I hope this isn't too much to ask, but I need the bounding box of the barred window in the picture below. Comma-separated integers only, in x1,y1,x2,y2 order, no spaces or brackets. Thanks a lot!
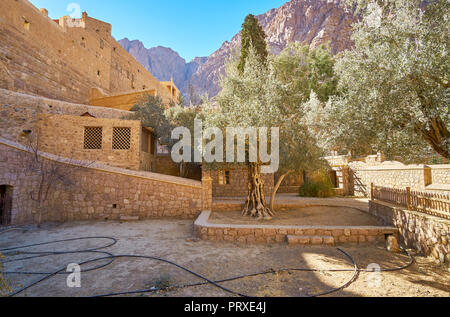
218,170,230,185
113,127,131,150
84,127,102,150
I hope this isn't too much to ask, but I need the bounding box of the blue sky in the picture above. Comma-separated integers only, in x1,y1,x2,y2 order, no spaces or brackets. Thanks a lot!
29,0,287,62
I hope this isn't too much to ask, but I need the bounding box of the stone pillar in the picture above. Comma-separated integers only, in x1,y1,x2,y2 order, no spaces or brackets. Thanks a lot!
423,166,432,188
202,170,212,211
341,166,350,196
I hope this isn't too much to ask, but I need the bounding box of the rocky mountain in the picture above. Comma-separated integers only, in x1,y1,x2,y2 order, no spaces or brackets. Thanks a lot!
118,38,207,100
120,0,355,103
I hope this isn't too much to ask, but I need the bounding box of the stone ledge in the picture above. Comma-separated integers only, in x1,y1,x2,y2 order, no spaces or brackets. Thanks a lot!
195,211,397,245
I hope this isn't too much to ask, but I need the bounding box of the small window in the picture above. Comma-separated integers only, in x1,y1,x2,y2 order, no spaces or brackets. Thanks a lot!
97,70,101,76
113,127,131,150
24,20,30,30
84,127,102,150
100,39,104,49
218,170,230,185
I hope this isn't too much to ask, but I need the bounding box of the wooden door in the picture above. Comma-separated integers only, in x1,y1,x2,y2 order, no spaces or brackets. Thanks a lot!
0,186,12,226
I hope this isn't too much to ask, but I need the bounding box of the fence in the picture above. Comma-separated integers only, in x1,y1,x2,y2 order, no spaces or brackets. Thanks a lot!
371,183,450,220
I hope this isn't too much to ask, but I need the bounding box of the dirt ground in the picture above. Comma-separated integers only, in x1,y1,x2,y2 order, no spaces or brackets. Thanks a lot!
0,219,449,297
209,206,383,226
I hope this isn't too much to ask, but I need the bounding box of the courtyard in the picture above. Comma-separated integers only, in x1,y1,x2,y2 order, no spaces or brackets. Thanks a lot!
0,217,448,297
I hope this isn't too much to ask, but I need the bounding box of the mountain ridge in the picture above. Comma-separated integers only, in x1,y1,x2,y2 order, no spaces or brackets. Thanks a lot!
119,0,355,103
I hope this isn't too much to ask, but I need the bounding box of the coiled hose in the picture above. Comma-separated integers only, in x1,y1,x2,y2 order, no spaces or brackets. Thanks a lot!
0,236,414,297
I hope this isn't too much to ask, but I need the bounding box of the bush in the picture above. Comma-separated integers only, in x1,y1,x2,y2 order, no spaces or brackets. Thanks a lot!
299,171,336,198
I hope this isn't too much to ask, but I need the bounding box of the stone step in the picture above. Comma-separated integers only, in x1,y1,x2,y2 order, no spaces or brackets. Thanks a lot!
287,235,335,246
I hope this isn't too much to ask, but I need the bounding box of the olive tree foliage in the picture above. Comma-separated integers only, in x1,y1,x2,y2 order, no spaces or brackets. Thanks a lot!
128,95,173,146
202,45,329,218
203,47,284,219
165,105,204,177
270,43,337,208
313,0,449,162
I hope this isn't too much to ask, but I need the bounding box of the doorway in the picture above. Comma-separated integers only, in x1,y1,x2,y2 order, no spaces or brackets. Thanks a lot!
0,185,13,226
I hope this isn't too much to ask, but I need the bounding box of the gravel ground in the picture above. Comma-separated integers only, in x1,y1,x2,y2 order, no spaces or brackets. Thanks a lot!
0,219,448,297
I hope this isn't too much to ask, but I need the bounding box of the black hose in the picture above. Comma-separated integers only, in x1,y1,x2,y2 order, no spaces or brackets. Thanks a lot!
0,236,414,297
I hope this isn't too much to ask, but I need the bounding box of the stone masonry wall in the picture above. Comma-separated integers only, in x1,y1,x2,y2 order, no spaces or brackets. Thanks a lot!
211,167,274,198
0,139,204,225
369,200,449,264
349,162,450,196
36,114,142,171
431,166,450,185
194,211,395,245
0,89,131,145
0,0,174,104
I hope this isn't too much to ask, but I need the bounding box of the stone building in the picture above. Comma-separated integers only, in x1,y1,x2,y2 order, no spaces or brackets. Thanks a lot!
0,0,179,105
325,153,450,196
36,113,156,172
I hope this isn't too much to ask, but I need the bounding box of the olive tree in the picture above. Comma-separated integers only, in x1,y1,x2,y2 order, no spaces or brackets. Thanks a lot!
317,0,449,162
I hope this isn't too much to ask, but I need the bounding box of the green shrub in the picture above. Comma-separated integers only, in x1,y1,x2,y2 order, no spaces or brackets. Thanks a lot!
299,171,336,198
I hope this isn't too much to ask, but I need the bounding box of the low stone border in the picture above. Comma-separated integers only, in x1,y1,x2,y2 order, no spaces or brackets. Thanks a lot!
194,211,398,245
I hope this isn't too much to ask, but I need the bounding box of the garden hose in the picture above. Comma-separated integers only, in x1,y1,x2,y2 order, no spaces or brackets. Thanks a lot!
0,236,414,297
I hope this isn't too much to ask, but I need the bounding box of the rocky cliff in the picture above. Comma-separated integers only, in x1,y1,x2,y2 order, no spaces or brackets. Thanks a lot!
120,0,355,102
118,38,207,100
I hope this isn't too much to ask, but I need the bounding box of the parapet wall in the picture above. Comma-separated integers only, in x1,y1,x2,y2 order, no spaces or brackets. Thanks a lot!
0,138,204,225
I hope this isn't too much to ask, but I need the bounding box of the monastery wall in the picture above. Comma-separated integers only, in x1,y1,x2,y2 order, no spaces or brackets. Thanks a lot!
0,0,174,104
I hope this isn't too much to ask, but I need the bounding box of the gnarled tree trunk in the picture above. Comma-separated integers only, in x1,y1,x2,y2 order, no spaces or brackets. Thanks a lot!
269,171,291,212
242,163,274,220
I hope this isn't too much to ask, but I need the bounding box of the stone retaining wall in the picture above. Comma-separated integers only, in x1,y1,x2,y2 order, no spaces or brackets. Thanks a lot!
0,138,204,225
194,211,396,245
369,200,449,264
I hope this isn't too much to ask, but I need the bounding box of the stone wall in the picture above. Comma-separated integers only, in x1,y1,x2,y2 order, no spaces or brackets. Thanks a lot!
195,211,396,245
0,138,204,225
36,114,143,171
349,162,450,196
210,167,274,198
0,0,175,104
369,200,449,264
431,166,450,185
